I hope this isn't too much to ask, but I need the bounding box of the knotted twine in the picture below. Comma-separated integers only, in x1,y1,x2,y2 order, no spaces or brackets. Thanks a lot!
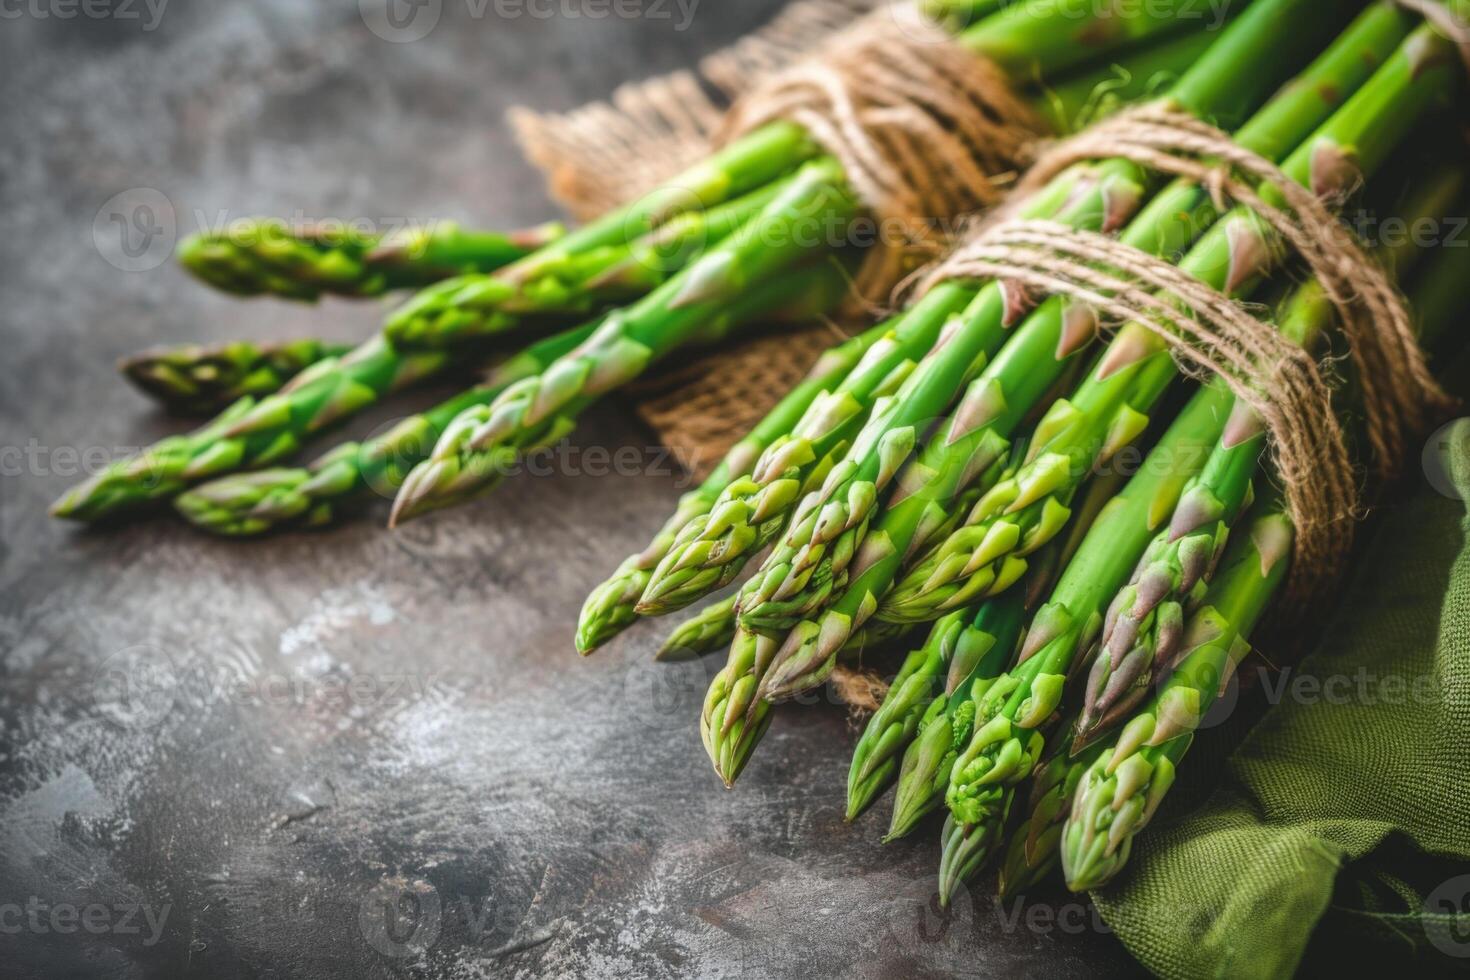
910,100,1454,600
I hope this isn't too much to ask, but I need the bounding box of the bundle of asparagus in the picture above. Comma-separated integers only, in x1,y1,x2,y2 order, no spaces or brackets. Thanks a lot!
685,0,1399,784
922,14,1469,910
56,0,1222,527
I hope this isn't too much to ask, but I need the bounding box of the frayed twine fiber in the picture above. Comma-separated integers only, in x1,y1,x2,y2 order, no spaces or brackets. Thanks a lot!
913,102,1453,601
511,0,1044,309
829,664,888,717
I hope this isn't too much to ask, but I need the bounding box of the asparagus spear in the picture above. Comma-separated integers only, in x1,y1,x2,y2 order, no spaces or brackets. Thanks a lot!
656,596,740,662
1071,162,1468,750
52,335,456,522
172,322,598,535
998,736,1109,896
178,218,564,301
388,216,860,527
1060,504,1292,891
881,12,1463,626
743,0,1405,699
120,339,353,415
576,322,888,655
848,596,1027,825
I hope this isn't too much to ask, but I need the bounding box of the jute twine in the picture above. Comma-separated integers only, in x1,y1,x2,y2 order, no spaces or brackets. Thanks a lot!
713,1,1043,306
912,101,1454,600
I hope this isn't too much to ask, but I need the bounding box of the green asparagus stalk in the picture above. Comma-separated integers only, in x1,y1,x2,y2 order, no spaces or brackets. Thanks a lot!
120,339,353,415
877,467,1127,837
178,218,564,301
935,383,1230,903
881,11,1462,626
848,595,1027,825
998,736,1109,896
744,0,1405,699
384,181,789,349
1060,503,1292,891
172,322,599,535
576,322,888,655
656,596,741,662
1071,161,1467,751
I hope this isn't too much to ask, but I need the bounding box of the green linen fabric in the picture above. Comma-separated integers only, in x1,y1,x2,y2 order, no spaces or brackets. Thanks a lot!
1092,418,1470,978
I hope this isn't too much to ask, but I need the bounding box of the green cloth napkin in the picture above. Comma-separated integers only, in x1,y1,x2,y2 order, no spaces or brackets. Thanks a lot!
1092,418,1470,978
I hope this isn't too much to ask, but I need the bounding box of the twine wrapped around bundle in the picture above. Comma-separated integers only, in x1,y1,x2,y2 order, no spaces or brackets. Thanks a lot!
912,101,1453,598
512,1,1042,306
713,2,1043,304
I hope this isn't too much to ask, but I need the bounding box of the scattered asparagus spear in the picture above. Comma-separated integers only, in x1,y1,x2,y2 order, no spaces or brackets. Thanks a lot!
52,335,455,522
178,218,564,301
173,322,598,535
120,339,352,415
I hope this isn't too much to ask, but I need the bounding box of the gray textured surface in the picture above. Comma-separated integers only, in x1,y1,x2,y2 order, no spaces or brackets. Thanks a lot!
0,3,1147,977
